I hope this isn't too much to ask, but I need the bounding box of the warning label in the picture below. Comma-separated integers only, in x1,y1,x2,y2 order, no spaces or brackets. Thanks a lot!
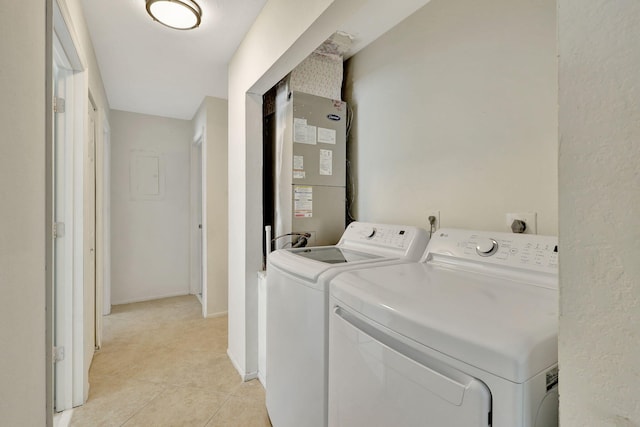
294,186,313,218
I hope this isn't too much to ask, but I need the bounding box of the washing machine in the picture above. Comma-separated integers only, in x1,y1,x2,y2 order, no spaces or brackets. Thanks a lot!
328,228,559,427
266,222,429,427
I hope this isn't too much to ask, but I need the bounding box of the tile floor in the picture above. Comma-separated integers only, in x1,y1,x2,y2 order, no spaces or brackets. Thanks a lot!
68,295,271,427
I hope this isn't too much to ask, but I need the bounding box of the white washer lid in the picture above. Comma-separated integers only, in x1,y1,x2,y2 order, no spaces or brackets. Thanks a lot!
330,262,558,383
268,246,384,282
267,222,430,283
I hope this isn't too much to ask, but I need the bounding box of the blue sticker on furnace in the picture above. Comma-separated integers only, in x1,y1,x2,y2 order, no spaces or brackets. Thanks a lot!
327,114,341,121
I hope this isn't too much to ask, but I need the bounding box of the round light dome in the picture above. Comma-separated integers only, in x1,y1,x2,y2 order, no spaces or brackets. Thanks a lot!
146,0,202,30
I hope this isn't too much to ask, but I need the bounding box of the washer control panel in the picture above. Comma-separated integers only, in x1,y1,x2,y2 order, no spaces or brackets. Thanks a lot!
426,228,558,273
342,222,417,249
339,222,430,261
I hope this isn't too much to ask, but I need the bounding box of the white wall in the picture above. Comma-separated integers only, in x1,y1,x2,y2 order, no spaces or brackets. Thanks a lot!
0,0,111,421
345,0,557,234
63,0,109,116
227,0,387,378
0,2,47,425
558,1,640,425
192,97,229,317
226,0,549,378
110,110,191,304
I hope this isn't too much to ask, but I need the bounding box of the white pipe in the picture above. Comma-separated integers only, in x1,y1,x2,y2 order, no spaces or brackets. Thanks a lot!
265,225,272,260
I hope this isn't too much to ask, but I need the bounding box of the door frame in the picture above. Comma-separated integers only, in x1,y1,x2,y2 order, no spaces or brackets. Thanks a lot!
85,95,98,375
100,115,112,317
51,0,89,411
52,30,75,413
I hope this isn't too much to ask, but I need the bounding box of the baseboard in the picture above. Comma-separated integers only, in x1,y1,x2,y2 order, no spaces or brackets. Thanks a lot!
111,291,190,306
206,310,228,319
244,371,259,381
53,409,73,427
227,348,259,381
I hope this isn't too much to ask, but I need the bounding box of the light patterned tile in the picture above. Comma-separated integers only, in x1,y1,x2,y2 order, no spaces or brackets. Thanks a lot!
69,376,165,427
205,395,272,427
123,385,228,427
231,379,266,402
77,296,265,427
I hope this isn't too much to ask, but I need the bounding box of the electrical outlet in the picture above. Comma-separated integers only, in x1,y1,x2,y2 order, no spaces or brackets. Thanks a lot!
506,212,537,234
427,210,441,231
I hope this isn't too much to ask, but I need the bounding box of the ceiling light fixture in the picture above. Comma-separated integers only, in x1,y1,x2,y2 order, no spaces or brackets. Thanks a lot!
146,0,202,30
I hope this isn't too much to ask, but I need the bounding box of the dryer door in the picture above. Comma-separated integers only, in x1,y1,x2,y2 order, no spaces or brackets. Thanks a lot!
329,304,492,427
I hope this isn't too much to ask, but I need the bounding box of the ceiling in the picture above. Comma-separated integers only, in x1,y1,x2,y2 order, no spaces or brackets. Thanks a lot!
82,0,268,120
82,0,431,120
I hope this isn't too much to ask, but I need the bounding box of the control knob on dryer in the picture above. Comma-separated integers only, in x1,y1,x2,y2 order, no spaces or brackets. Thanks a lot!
476,238,498,257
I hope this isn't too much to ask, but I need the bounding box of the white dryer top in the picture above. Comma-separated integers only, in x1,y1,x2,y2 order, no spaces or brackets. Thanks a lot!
330,228,559,383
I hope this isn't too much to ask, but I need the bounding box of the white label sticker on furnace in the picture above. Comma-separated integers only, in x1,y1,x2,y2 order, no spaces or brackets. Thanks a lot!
293,118,308,143
293,118,317,145
293,155,304,170
294,186,313,218
319,149,333,176
306,125,317,145
293,170,305,179
317,127,336,144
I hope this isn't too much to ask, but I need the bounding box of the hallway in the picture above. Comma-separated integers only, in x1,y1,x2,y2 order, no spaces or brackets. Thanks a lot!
67,296,270,426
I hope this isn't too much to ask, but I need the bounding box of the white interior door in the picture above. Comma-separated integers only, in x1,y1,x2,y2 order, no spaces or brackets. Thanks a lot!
52,0,90,410
191,138,204,298
197,142,203,296
53,35,74,412
84,100,97,375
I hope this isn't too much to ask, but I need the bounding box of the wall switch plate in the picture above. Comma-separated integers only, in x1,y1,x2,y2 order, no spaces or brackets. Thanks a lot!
427,210,440,231
506,212,537,234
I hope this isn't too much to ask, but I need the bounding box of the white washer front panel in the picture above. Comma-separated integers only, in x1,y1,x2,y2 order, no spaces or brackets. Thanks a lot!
267,265,327,427
329,304,492,427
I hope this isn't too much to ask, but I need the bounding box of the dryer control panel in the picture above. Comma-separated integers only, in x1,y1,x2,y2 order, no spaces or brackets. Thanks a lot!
424,228,558,281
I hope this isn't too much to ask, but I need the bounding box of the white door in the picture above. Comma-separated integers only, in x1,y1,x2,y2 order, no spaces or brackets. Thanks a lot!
191,138,204,298
329,305,493,427
85,101,97,373
196,141,203,296
52,0,90,409
53,37,74,412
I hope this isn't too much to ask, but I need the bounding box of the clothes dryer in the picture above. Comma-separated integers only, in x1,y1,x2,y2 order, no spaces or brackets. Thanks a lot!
329,228,559,427
266,222,429,427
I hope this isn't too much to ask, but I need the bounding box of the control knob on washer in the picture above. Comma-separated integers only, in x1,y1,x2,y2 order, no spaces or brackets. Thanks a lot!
476,238,498,257
362,227,376,239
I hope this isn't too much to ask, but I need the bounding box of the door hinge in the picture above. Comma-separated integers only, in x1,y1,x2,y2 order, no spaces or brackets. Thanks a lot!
53,222,65,239
54,97,65,113
53,346,65,362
